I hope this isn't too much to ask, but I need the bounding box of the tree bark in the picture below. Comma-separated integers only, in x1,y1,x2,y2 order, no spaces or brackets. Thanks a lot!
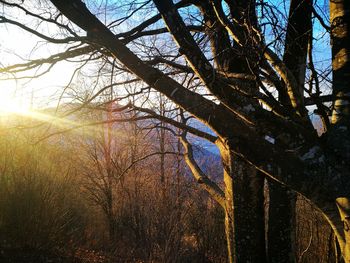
267,182,296,263
329,0,350,261
218,140,266,263
268,1,312,261
330,0,350,126
282,0,312,109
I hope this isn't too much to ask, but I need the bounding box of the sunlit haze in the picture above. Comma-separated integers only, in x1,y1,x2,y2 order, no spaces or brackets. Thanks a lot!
0,93,31,116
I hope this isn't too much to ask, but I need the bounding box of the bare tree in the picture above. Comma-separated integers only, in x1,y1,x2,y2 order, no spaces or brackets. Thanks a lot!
1,0,350,262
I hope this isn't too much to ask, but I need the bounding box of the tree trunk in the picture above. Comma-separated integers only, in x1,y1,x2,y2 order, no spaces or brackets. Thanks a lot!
316,198,350,263
218,140,266,263
267,1,312,260
329,0,350,261
282,0,312,107
335,198,350,262
267,181,296,262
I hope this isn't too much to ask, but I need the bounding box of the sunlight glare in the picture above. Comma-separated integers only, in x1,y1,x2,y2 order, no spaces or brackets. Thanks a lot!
0,95,31,116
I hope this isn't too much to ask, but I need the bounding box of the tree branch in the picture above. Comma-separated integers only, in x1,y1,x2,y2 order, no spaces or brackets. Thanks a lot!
0,16,83,43
132,105,218,143
180,133,225,207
